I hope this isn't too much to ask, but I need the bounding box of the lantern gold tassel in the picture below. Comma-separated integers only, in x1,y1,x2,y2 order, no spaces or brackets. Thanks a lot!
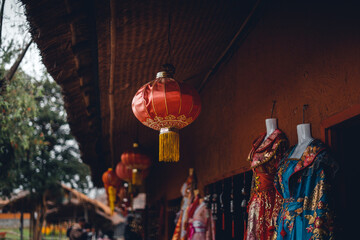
132,169,142,185
108,186,116,214
159,128,179,162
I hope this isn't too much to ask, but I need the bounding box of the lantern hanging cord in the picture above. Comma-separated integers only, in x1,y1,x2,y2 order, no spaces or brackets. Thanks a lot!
161,63,175,76
109,0,116,168
303,104,309,123
270,100,276,118
167,3,173,65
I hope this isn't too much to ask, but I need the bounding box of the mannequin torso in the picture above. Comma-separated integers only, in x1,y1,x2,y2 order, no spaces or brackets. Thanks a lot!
263,118,278,142
288,123,314,159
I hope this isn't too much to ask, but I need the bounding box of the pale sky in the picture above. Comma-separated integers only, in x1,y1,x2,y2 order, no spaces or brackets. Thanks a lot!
2,0,45,80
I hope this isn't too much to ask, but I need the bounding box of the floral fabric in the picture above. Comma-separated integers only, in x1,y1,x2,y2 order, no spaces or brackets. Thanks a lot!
273,139,337,240
246,129,289,240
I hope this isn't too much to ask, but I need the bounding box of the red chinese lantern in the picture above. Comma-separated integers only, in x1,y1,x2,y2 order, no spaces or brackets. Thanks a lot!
115,162,132,182
132,67,201,162
102,168,122,214
121,143,151,185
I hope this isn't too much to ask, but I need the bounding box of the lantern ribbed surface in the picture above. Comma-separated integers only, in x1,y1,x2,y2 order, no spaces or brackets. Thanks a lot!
102,168,122,214
115,162,132,182
132,77,201,131
102,168,121,188
121,144,151,170
132,73,201,162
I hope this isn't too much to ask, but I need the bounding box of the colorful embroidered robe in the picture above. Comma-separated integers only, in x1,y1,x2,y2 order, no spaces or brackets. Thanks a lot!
246,129,289,240
188,201,215,240
187,195,200,235
273,139,337,240
172,175,195,240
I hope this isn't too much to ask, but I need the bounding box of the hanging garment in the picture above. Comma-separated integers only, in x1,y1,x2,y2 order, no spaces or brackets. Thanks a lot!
172,173,195,240
273,139,337,240
188,201,215,240
187,195,201,236
246,129,289,240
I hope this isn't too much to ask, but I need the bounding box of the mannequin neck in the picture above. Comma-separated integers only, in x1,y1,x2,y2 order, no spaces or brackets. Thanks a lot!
289,123,314,159
297,123,313,144
264,118,277,140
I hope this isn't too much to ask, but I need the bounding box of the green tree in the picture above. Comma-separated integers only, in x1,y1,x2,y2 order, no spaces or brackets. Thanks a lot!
0,69,40,196
1,2,91,239
0,71,90,239
19,77,91,240
0,0,39,197
0,71,91,240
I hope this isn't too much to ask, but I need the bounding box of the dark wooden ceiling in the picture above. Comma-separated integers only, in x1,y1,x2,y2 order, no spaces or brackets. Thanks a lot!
21,0,259,186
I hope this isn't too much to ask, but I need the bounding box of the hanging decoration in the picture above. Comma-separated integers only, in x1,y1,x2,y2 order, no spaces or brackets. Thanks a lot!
219,181,225,231
121,143,151,185
102,168,122,214
115,162,133,182
211,186,218,237
132,65,201,162
241,173,248,237
230,176,235,238
131,3,201,162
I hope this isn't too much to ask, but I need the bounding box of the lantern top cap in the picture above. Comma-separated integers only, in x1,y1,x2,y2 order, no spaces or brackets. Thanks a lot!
156,71,173,78
108,168,112,171
133,142,139,148
157,63,175,78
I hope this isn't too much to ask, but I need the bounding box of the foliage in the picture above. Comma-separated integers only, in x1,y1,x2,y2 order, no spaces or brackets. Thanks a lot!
1,2,90,239
0,69,90,199
22,77,91,197
0,69,41,196
0,39,21,73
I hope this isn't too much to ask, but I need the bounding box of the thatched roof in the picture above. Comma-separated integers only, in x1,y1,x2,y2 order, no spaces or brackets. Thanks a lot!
0,191,30,210
0,185,124,230
46,184,125,228
59,184,112,217
20,0,260,185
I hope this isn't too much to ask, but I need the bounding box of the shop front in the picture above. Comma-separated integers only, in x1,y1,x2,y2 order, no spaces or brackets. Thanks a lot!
19,0,360,239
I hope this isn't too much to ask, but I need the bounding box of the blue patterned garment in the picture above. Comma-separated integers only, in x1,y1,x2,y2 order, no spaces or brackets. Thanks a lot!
273,139,337,240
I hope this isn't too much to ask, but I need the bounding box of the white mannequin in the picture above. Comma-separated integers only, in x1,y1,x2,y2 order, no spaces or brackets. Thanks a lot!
288,123,314,159
263,118,278,142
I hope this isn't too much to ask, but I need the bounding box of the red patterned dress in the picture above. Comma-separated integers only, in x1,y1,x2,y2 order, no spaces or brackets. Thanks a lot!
172,171,195,240
245,129,289,240
188,200,215,240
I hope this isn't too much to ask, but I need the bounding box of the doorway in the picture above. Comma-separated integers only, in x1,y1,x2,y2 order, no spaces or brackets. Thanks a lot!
321,105,360,239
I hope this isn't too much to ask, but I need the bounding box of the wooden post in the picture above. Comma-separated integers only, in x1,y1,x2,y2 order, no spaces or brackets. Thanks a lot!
58,222,62,240
20,209,24,240
84,205,89,222
108,0,117,168
73,206,78,222
30,211,34,240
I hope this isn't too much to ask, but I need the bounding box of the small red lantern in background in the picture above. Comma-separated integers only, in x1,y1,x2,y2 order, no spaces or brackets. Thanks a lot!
115,162,132,182
121,143,151,185
132,65,201,162
102,168,122,214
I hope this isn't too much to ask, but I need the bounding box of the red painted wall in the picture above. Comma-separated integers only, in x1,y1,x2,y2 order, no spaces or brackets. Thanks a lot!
147,1,360,204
